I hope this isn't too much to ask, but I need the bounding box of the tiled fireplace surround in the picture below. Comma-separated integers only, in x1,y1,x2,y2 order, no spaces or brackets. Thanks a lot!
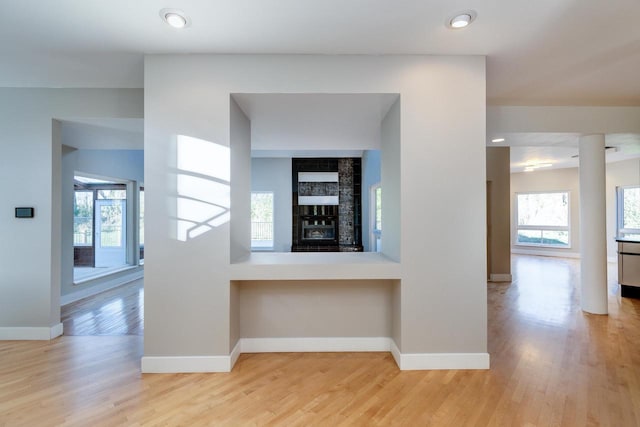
292,158,363,252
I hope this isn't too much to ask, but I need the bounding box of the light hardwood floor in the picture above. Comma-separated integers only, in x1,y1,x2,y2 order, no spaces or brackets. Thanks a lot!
61,279,144,336
1,255,640,426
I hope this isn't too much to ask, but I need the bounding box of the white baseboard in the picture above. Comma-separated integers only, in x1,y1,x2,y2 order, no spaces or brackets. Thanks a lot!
230,340,242,370
141,355,234,373
240,337,391,353
489,273,512,282
61,268,143,306
399,352,490,370
390,340,488,370
142,340,243,373
0,323,63,340
390,339,402,367
141,338,489,373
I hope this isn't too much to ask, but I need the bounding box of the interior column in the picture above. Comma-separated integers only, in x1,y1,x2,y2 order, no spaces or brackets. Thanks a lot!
579,134,608,314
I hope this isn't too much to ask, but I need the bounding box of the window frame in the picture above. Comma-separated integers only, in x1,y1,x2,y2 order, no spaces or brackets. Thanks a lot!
370,183,382,252
515,190,571,248
73,190,95,247
251,191,275,251
617,185,640,239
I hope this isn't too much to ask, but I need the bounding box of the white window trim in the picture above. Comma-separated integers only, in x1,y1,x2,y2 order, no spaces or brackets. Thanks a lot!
617,185,640,238
515,190,571,248
370,183,382,252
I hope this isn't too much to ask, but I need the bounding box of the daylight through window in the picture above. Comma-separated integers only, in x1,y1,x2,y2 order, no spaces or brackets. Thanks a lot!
617,186,640,239
251,192,274,250
516,191,570,247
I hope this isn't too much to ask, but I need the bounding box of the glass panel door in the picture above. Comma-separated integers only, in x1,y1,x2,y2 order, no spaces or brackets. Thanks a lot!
94,199,127,267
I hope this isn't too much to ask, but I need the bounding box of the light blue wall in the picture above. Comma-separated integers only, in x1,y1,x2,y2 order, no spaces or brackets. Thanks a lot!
251,158,292,252
75,149,144,183
362,150,381,251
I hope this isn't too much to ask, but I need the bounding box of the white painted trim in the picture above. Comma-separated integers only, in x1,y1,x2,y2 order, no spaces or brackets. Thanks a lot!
489,274,512,282
398,352,490,370
608,256,617,263
140,338,489,373
141,355,233,373
51,323,64,339
390,339,401,367
230,340,242,370
0,323,63,340
390,340,487,370
61,269,143,306
240,337,391,353
511,248,580,259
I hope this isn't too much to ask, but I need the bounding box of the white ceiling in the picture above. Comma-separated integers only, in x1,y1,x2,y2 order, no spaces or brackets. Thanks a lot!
233,94,397,153
1,0,640,105
60,118,143,150
5,0,640,170
504,133,640,172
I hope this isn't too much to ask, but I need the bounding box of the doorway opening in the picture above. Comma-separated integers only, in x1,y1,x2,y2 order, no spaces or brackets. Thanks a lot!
73,175,138,282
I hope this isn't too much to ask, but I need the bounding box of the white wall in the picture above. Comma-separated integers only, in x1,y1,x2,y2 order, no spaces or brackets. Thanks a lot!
144,54,487,361
380,100,401,262
0,88,143,337
251,158,292,252
74,149,144,182
239,280,392,338
230,97,252,263
511,158,640,260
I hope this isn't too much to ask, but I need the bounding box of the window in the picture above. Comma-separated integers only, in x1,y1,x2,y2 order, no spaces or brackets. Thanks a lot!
74,191,93,246
516,191,570,247
97,189,126,200
371,184,382,252
617,186,640,239
251,192,274,250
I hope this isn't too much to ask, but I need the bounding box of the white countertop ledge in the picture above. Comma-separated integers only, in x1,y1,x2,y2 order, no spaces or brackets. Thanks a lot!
229,252,401,281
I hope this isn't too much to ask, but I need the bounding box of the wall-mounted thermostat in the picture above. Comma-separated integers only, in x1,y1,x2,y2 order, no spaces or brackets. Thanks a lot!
15,207,34,218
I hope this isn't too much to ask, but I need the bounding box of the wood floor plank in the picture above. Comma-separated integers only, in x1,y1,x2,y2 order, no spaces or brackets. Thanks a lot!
2,255,640,426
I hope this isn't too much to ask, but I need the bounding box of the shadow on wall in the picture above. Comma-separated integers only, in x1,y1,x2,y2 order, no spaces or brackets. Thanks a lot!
173,135,230,241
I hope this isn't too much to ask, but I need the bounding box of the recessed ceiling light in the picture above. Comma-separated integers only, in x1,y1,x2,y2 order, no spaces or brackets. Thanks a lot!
448,11,477,29
159,8,190,29
492,138,505,143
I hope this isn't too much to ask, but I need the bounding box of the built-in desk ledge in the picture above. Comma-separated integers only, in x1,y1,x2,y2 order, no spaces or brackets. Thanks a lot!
230,252,401,281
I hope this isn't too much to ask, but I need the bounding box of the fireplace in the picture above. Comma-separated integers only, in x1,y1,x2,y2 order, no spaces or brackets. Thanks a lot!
302,222,336,241
296,205,338,248
291,158,362,252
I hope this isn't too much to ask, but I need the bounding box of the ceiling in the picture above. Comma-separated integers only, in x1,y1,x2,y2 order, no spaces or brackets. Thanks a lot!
505,133,640,172
1,0,640,106
60,118,143,150
233,94,397,154
5,0,640,168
